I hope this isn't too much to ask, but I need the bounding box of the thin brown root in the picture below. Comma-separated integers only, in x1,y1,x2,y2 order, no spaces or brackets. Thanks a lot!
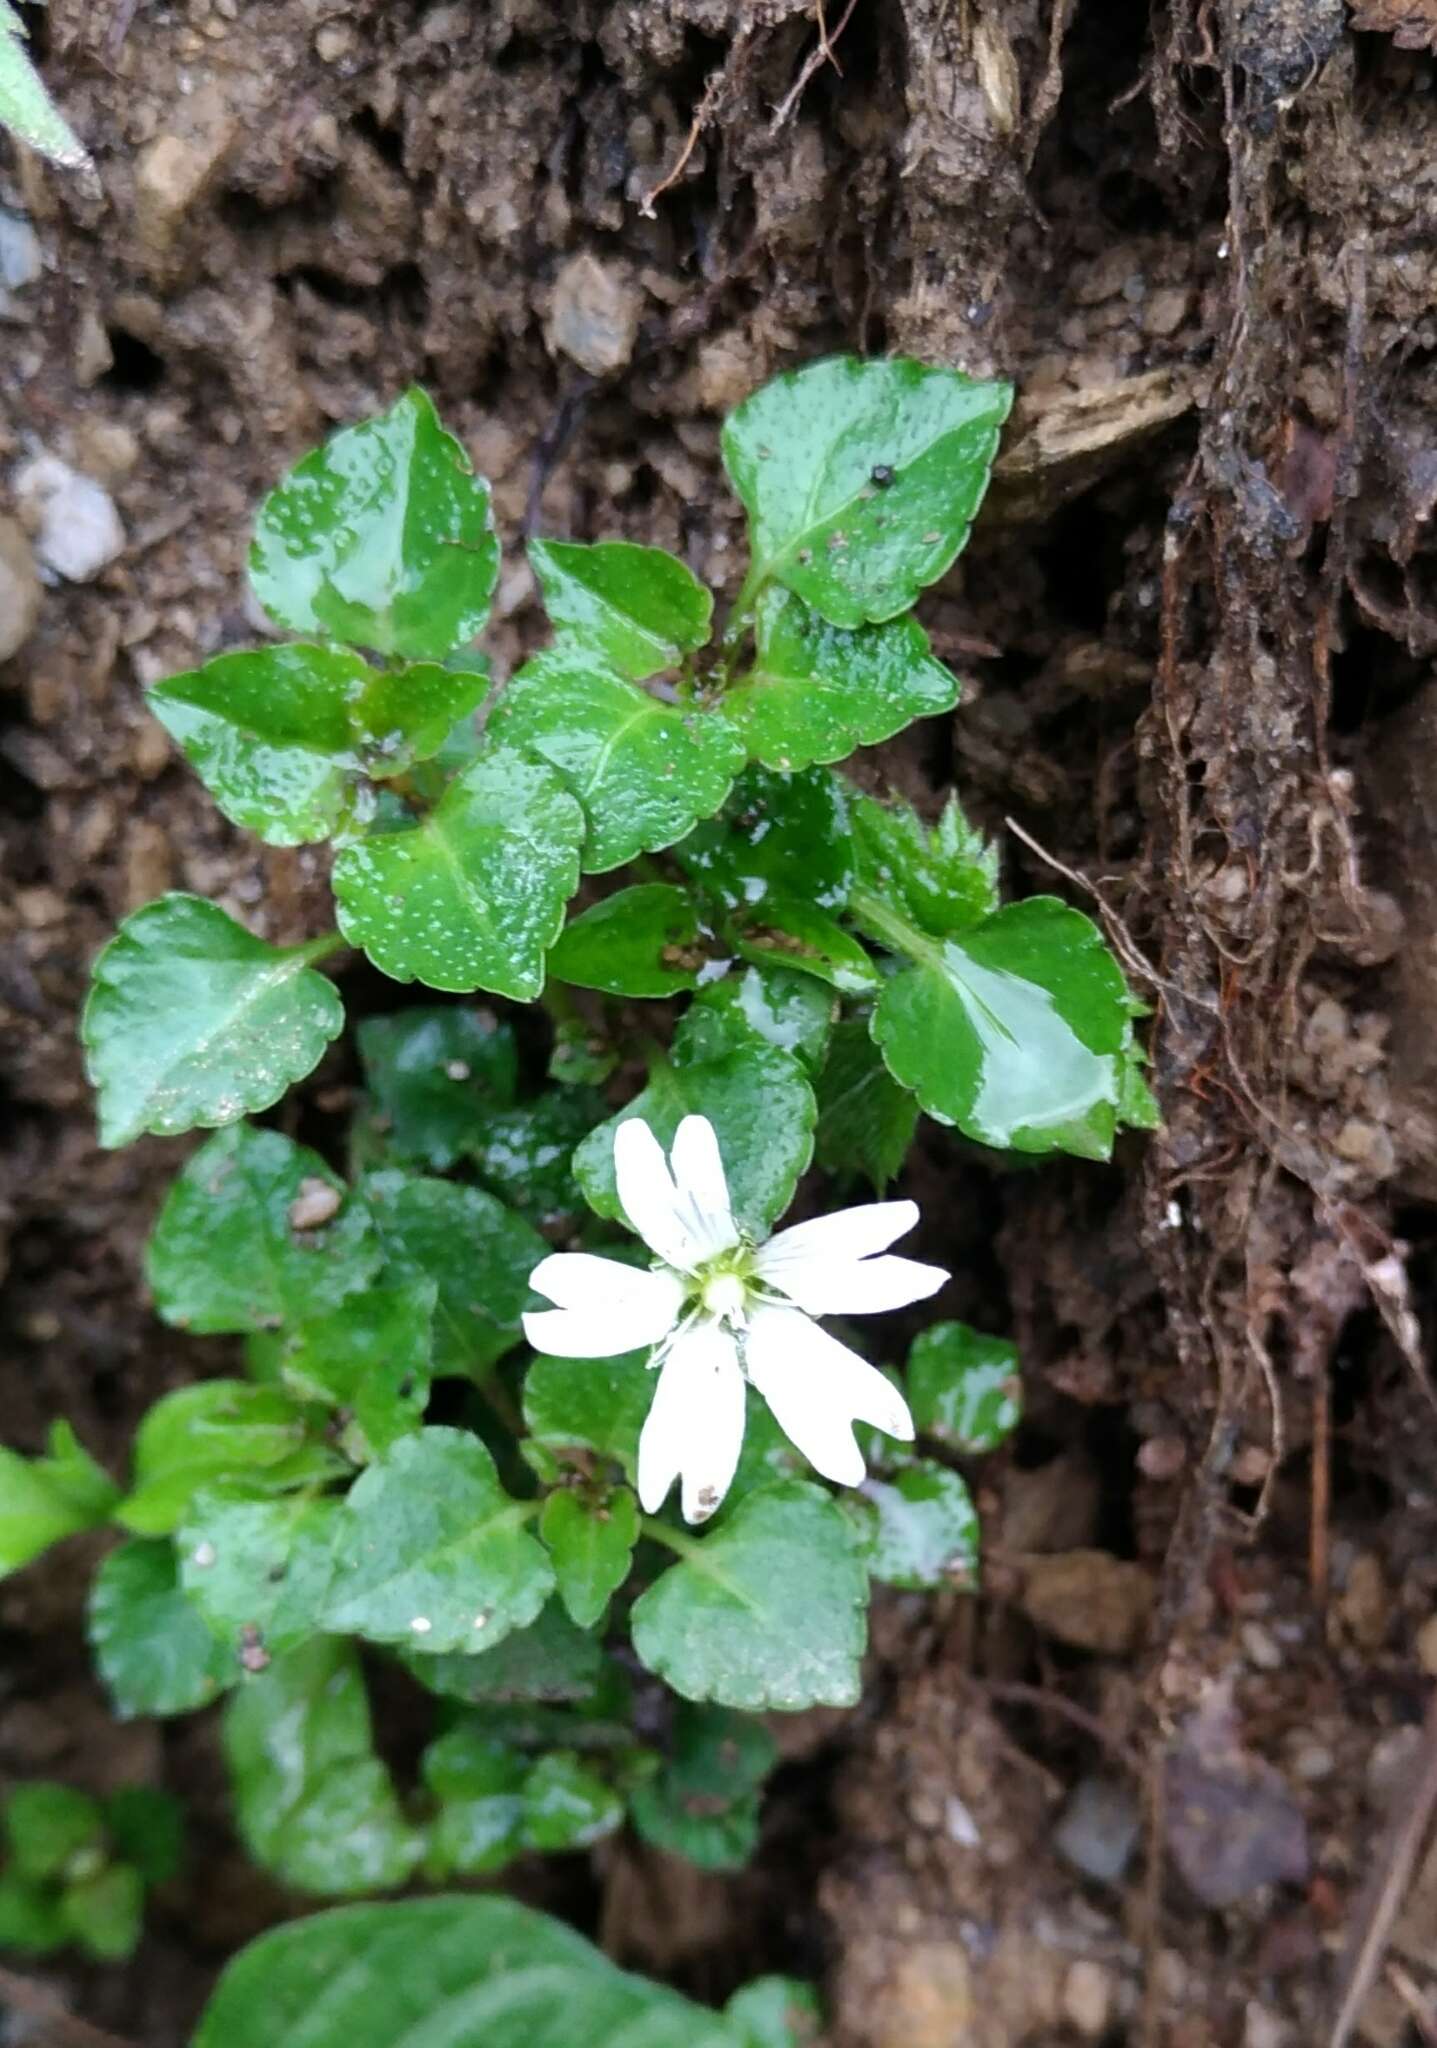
768,0,859,136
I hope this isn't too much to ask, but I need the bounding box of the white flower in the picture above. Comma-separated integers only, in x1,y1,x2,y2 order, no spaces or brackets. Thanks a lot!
523,1114,947,1524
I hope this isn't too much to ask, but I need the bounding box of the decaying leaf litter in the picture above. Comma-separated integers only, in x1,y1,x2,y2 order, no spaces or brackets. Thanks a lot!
5,0,1437,2042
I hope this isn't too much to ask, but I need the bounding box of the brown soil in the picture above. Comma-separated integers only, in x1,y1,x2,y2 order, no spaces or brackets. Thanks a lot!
5,2,1437,2043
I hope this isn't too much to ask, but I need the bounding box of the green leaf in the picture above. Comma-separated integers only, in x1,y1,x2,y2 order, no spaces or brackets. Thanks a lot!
60,1862,144,1961
0,0,90,171
548,884,708,996
223,1639,422,1896
846,1462,980,1589
364,1170,546,1376
319,1427,554,1654
730,896,878,995
726,1978,823,2048
709,1391,807,1528
677,762,855,913
178,1490,342,1661
249,386,500,661
540,1485,639,1628
530,539,714,680
522,1348,653,1474
490,650,745,872
574,1044,816,1240
403,1599,606,1706
83,895,344,1149
629,1703,776,1871
728,587,960,770
146,1123,380,1336
1119,1050,1162,1130
521,1750,623,1851
851,788,999,940
421,1728,527,1877
466,1086,607,1223
0,1872,66,1954
332,746,584,997
148,646,488,846
192,1896,744,2048
906,1320,1021,1451
677,966,835,1074
549,1016,618,1089
88,1539,236,1717
104,1787,184,1886
722,354,1012,629
0,1423,118,1579
869,896,1135,1158
356,1006,518,1170
3,1783,105,1883
632,1483,868,1711
256,1280,435,1459
814,1014,919,1192
117,1380,342,1536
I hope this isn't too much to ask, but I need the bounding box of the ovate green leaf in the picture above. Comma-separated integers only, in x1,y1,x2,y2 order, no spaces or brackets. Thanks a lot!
814,1014,919,1192
146,1123,380,1334
539,1485,639,1628
520,1749,623,1851
906,1320,1021,1451
677,966,835,1074
0,1424,118,1579
3,1782,105,1882
364,1171,545,1376
403,1600,607,1707
192,1896,743,2048
83,896,344,1148
632,1483,868,1710
177,1489,342,1661
521,1348,653,1474
548,884,708,996
530,539,714,680
845,1462,980,1589
723,354,1011,629
332,746,583,997
117,1380,343,1536
677,762,854,913
850,788,999,939
629,1703,776,1871
249,386,500,660
489,650,745,872
356,1006,518,1169
88,1539,236,1717
727,587,960,770
60,1863,144,1962
0,0,91,170
319,1427,554,1654
256,1279,435,1459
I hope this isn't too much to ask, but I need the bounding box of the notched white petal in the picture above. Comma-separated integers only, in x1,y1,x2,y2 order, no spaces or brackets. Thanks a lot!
529,1251,685,1324
756,1199,921,1285
744,1304,914,1487
668,1113,740,1262
523,1288,674,1359
636,1321,745,1523
613,1116,702,1271
764,1252,948,1318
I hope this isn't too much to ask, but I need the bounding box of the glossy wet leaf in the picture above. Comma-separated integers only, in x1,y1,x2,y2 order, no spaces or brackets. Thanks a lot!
223,1639,422,1896
255,1279,435,1459
83,896,344,1149
250,386,500,661
727,587,960,770
467,1086,606,1223
146,1123,380,1336
0,0,91,171
319,1427,554,1654
677,965,835,1073
332,746,584,997
61,1864,144,1962
148,645,488,846
540,1485,639,1628
521,1749,623,1851
906,1320,1021,1451
574,1042,816,1240
846,1461,980,1589
116,1380,343,1536
726,1978,823,2048
530,539,714,680
404,1600,607,1707
3,1782,105,1883
850,788,999,940
0,1423,118,1579
730,895,878,995
710,1390,807,1528
869,896,1135,1158
88,1539,236,1717
629,1703,776,1871
632,1482,868,1710
364,1170,545,1376
677,762,855,914
521,1348,653,1474
814,1014,919,1191
723,354,1012,629
356,1006,518,1170
548,883,708,996
178,1489,342,1661
422,1727,528,1877
192,1895,743,2048
489,649,745,872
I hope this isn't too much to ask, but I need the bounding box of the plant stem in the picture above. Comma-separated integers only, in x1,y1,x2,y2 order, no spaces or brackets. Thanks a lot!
292,930,348,969
719,560,767,661
846,886,940,970
638,1515,707,1561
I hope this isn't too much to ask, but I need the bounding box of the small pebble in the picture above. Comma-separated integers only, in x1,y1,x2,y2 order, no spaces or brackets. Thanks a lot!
1240,1621,1283,1671
0,206,42,292
13,454,125,583
288,1178,341,1231
1053,1776,1141,1884
1063,1960,1113,2038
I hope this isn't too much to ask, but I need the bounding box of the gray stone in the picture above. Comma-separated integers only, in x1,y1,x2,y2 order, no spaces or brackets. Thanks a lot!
13,453,126,583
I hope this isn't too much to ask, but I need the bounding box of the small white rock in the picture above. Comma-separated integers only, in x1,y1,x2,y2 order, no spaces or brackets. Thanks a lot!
0,208,43,292
13,454,125,583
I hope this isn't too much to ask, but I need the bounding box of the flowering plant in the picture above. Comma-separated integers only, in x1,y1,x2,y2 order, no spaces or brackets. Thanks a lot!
1,364,1153,2030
